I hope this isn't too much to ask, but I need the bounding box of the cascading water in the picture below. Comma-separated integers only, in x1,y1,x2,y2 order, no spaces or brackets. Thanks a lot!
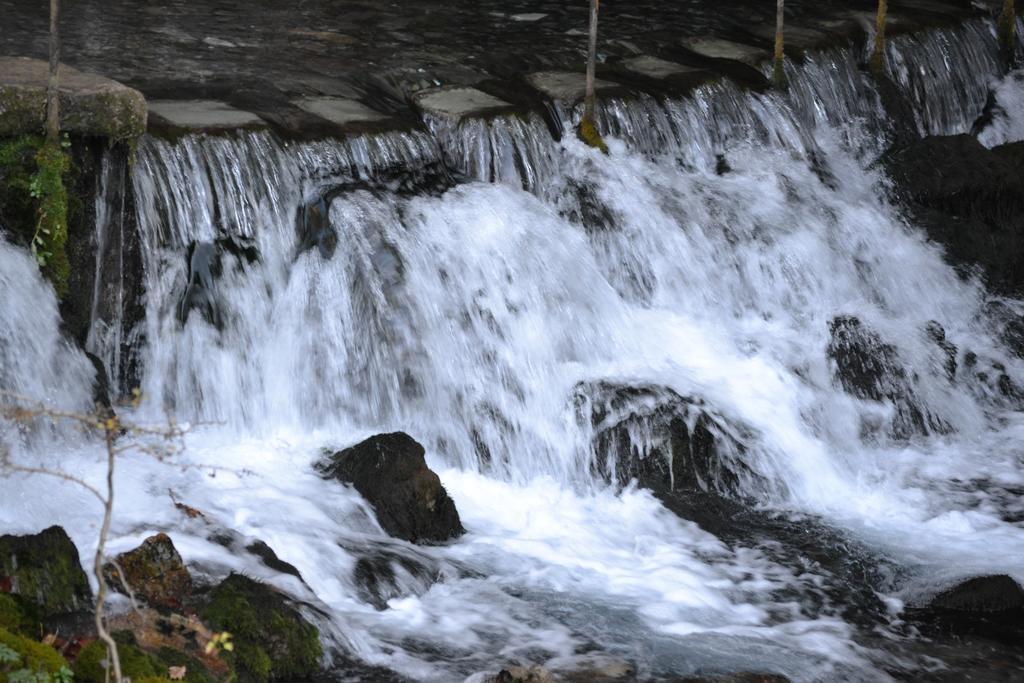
3,16,1024,683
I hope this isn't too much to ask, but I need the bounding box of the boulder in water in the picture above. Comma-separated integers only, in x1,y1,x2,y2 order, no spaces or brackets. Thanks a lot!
317,432,464,544
883,135,1024,296
574,381,764,499
177,235,259,328
102,533,192,610
199,573,322,682
0,526,92,616
352,547,439,610
826,316,947,439
912,575,1024,646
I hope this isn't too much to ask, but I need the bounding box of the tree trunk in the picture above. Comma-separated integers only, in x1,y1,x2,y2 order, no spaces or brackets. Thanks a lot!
45,0,60,144
773,0,786,89
584,0,599,123
870,0,887,75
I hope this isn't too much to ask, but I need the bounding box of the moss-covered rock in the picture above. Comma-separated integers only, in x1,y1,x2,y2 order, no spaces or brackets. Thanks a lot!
0,57,146,143
199,574,322,683
103,534,192,611
0,526,92,617
0,626,68,681
0,595,41,637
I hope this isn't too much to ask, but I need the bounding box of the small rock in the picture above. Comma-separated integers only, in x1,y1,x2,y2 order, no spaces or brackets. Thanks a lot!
0,526,92,616
103,533,192,610
317,432,464,544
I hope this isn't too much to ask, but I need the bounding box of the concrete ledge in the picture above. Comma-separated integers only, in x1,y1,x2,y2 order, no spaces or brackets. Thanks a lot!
0,56,146,140
526,71,619,104
413,86,513,119
679,37,769,66
293,97,387,125
148,99,266,132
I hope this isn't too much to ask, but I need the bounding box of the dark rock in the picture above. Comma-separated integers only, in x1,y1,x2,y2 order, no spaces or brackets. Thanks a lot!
929,575,1024,613
317,432,464,544
296,193,337,259
103,533,192,610
0,526,92,616
924,321,958,380
245,540,304,582
177,235,259,327
573,381,765,499
199,573,322,682
84,351,115,417
883,135,1024,296
827,316,947,438
911,575,1024,647
984,300,1024,359
351,547,438,610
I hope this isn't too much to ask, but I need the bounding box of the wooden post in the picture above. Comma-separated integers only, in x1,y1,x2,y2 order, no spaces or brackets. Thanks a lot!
870,0,888,75
577,0,608,152
999,0,1017,66
45,0,61,143
773,0,786,89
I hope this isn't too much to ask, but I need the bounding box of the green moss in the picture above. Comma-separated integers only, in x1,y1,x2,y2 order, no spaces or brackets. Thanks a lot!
0,527,91,617
0,596,42,637
0,627,67,681
576,116,609,154
73,633,160,683
200,574,322,683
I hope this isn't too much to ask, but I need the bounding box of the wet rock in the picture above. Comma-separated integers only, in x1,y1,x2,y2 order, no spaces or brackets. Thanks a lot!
85,350,115,417
245,540,304,582
352,547,439,610
296,193,337,259
317,432,464,544
573,381,764,499
489,666,557,683
0,526,92,616
826,316,946,439
103,533,192,610
924,321,958,380
883,135,1024,296
984,300,1024,358
177,235,259,327
929,575,1024,613
912,575,1024,646
199,573,322,682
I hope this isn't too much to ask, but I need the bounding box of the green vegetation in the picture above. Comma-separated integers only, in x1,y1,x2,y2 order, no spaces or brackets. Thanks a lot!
200,574,322,683
0,597,41,638
0,134,71,296
73,633,159,683
0,628,69,683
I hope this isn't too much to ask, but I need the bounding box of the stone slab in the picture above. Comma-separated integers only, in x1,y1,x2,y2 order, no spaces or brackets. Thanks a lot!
148,99,265,130
413,87,512,119
526,71,617,103
623,55,703,80
680,37,769,65
293,97,387,125
0,56,147,140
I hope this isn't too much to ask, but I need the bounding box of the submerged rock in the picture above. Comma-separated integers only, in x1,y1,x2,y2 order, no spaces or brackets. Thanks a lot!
0,526,92,616
199,573,322,682
883,135,1024,296
317,432,464,544
826,316,947,439
103,533,192,610
669,675,790,683
351,546,440,611
177,235,259,328
574,381,765,499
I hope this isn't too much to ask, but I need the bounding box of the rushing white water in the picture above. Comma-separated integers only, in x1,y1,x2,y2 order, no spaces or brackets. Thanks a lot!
2,18,1024,683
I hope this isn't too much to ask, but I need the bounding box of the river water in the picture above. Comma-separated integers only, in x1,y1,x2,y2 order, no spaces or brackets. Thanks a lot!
2,17,1024,683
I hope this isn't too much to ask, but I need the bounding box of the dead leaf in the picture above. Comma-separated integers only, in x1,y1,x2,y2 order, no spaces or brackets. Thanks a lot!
169,665,187,680
42,633,57,646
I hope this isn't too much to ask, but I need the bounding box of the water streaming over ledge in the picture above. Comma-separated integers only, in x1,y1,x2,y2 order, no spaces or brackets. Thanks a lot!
3,16,1024,683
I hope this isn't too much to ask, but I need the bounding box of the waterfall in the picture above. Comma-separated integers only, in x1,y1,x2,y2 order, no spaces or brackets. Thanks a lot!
2,15,1024,683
